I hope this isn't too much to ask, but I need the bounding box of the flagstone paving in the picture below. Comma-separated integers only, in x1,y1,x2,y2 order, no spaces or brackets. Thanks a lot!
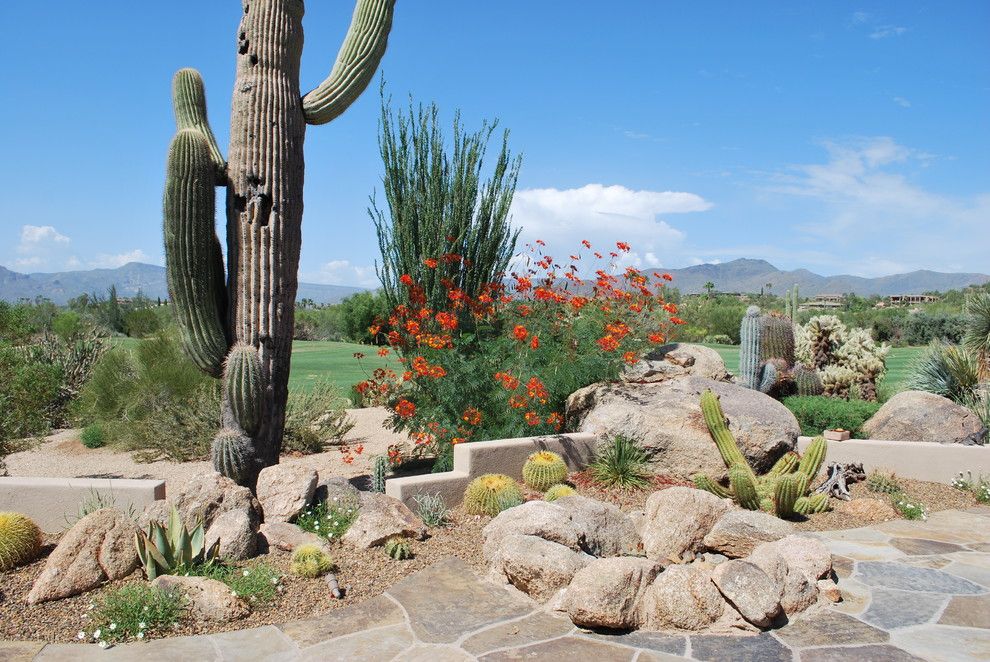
11,507,990,661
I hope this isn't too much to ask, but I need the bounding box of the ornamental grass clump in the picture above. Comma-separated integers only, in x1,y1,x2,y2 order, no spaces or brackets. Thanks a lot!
522,450,568,491
357,239,682,471
0,512,43,571
81,584,185,645
463,474,524,516
589,435,652,489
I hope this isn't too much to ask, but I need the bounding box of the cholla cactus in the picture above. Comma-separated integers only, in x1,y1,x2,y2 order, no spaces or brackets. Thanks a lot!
834,328,889,401
805,315,846,370
163,1,396,487
821,365,858,399
692,390,830,519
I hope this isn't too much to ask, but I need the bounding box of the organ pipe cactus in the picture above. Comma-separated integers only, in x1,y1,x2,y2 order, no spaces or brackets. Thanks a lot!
163,1,396,487
692,390,831,519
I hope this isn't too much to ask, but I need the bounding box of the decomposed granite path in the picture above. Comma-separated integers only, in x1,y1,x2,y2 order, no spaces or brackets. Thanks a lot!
3,507,989,662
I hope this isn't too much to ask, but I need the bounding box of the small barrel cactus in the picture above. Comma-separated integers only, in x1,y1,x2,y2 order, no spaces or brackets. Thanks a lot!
211,428,254,486
463,474,524,517
370,455,388,494
522,451,568,492
0,512,43,571
544,484,577,502
290,544,334,578
384,536,411,560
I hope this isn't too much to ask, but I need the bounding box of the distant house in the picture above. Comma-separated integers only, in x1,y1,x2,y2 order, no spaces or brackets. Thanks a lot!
802,294,844,310
888,294,939,305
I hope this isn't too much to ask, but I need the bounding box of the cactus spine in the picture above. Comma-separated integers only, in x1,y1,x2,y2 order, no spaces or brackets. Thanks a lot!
370,455,388,493
522,451,568,492
798,436,827,480
0,512,43,571
211,428,254,486
793,364,824,396
768,451,800,477
760,315,796,366
463,474,524,517
739,306,762,390
163,1,396,487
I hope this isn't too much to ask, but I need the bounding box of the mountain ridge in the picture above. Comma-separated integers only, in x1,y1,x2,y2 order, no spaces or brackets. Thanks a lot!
2,259,988,304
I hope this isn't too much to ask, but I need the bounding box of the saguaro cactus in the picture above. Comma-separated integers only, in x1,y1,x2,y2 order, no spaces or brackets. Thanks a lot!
164,1,396,486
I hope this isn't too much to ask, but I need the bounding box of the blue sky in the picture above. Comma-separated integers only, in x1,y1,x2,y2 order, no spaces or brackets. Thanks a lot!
1,1,987,285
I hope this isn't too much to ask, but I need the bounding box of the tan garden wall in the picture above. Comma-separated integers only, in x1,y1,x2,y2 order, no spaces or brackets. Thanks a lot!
0,477,166,533
385,432,598,509
797,436,990,485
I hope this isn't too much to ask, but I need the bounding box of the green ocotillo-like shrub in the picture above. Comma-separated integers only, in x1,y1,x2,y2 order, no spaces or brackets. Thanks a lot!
163,1,396,487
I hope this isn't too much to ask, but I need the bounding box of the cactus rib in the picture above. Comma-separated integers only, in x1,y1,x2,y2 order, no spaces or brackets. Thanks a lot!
224,343,264,435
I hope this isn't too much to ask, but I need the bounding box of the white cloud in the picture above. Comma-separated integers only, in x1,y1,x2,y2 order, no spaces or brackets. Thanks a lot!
18,225,69,252
310,259,379,288
850,11,871,26
870,25,907,39
768,137,990,273
893,96,911,108
14,256,44,269
89,249,152,269
509,183,711,260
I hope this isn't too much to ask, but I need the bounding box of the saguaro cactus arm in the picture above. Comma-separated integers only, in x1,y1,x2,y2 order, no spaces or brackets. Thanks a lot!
301,0,396,125
171,69,227,180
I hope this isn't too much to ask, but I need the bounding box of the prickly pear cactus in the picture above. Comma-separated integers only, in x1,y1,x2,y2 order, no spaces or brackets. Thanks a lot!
163,1,396,487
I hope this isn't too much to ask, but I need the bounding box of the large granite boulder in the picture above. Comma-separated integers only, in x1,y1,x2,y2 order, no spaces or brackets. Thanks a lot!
567,375,799,479
487,534,593,602
343,492,426,548
483,501,583,559
640,487,730,561
143,471,262,531
710,560,782,627
564,557,661,629
28,509,139,604
205,510,258,560
862,390,987,444
258,521,332,555
622,343,729,383
638,564,744,631
747,534,832,615
151,575,249,621
256,464,318,522
702,509,795,558
552,495,642,557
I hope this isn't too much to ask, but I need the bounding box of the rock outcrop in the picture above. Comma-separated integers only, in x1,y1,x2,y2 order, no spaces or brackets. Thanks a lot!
862,390,987,444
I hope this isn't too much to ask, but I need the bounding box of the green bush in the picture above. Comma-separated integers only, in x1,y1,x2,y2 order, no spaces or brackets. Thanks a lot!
0,342,62,444
80,424,104,449
906,340,980,403
186,561,283,605
782,396,881,437
82,583,185,644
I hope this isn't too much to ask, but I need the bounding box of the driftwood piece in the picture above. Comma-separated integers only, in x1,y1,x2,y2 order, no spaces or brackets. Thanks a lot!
814,462,866,500
324,573,343,599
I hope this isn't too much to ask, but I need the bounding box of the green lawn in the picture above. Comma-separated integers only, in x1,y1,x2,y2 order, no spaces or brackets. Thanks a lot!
698,343,923,395
111,337,398,394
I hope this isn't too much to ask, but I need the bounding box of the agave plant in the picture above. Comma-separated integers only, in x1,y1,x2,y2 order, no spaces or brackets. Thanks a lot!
134,507,220,580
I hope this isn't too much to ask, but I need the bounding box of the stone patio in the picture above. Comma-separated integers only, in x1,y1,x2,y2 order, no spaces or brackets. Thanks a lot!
5,507,990,661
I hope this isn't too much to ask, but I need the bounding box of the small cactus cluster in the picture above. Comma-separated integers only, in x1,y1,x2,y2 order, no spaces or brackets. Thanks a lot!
384,536,412,560
463,474,524,517
544,484,577,501
370,455,388,493
0,512,43,571
290,544,334,578
692,390,831,519
522,451,568,492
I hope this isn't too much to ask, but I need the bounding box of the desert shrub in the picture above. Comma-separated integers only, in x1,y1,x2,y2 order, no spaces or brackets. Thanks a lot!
962,291,990,374
703,334,733,345
892,495,927,520
906,340,980,403
297,496,360,541
588,435,652,489
338,291,391,344
123,307,164,338
782,396,881,437
903,312,967,346
363,241,680,470
80,424,104,449
294,306,346,341
82,583,185,645
0,342,62,445
412,492,449,527
282,380,355,454
866,469,901,494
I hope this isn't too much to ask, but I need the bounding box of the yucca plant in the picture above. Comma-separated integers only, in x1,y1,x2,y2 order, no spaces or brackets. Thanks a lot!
134,507,220,580
906,339,980,403
588,434,652,489
963,291,990,378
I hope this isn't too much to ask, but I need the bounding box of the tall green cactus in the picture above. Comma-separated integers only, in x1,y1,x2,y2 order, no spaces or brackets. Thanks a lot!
163,1,395,487
371,455,388,494
760,314,796,366
739,306,762,390
693,390,831,519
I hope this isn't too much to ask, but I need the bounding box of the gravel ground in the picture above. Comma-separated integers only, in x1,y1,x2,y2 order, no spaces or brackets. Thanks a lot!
4,408,407,492
0,509,488,644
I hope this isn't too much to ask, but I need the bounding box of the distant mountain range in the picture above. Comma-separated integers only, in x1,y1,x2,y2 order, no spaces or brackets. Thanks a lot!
649,259,990,297
3,259,988,304
0,263,365,305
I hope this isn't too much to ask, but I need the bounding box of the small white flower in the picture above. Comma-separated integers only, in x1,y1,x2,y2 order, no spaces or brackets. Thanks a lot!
143,606,149,612
232,591,238,596
139,622,146,629
327,532,333,539
77,631,86,640
109,623,116,631
271,577,278,585
137,632,144,640
242,570,250,576
93,629,101,640
98,641,108,649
